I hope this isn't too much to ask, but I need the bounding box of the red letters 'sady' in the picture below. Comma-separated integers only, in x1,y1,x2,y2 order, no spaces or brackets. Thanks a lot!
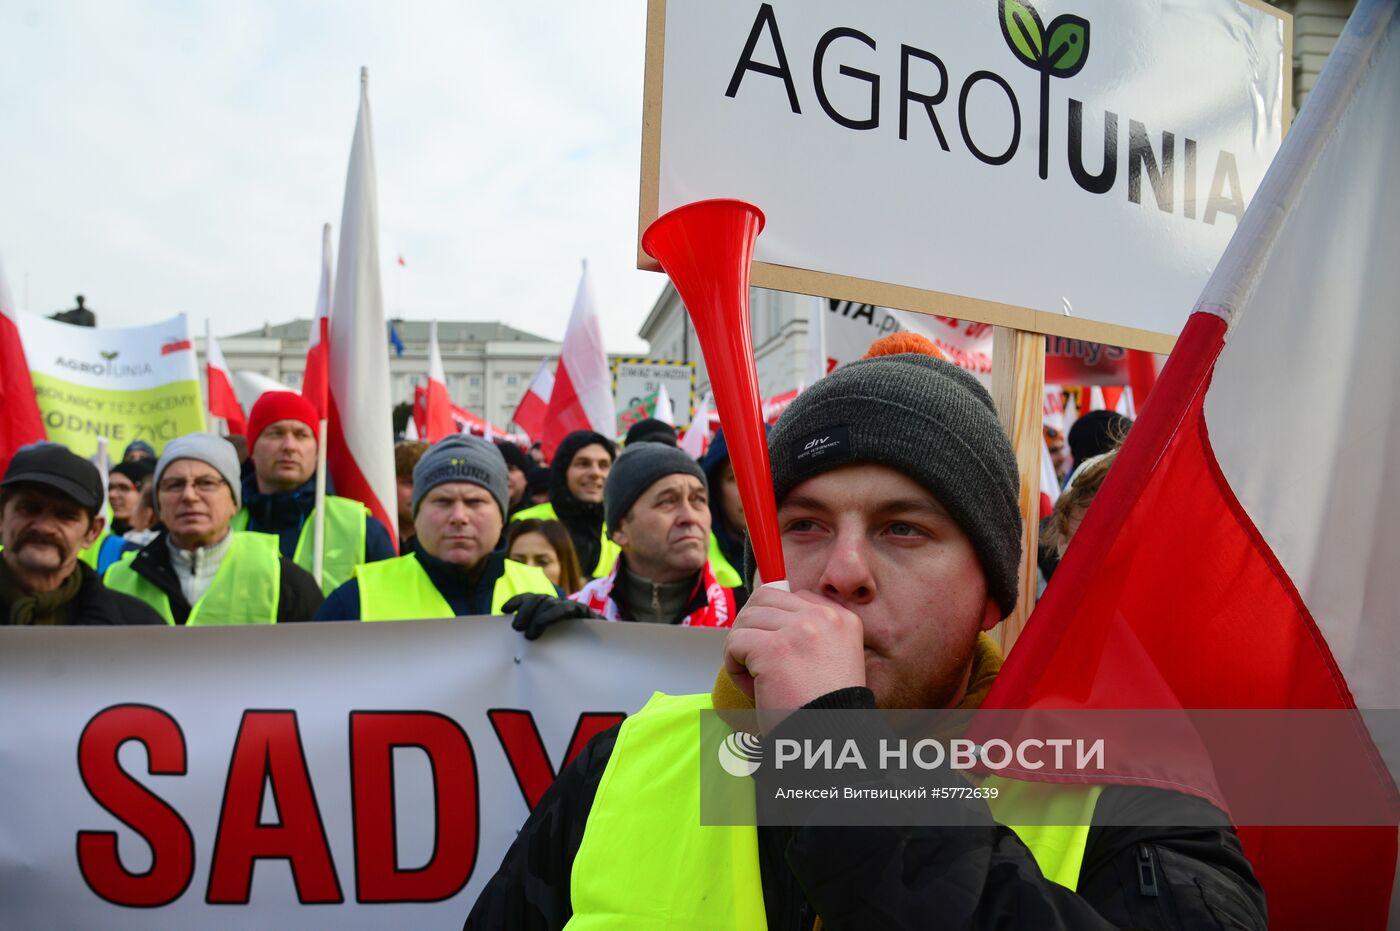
206,710,343,905
488,709,625,809
350,711,478,903
76,704,194,907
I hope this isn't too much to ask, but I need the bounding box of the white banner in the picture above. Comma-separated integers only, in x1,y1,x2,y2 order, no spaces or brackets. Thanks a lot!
0,619,727,928
16,312,205,457
821,299,994,382
643,0,1288,348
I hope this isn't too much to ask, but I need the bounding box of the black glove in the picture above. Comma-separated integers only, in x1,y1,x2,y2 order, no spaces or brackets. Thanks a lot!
505,593,600,641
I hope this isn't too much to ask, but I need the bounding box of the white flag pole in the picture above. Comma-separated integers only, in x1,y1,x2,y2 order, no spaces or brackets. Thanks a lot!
313,419,329,588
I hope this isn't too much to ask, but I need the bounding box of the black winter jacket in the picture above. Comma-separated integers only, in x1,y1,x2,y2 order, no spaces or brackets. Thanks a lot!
466,687,1268,930
0,562,165,626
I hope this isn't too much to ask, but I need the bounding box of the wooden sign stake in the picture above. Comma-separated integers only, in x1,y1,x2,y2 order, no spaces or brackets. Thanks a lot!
990,326,1046,656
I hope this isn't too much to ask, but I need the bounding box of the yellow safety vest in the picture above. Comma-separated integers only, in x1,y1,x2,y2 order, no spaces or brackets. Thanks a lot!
103,532,282,626
706,533,743,589
510,502,622,579
356,552,557,620
232,494,369,596
567,693,1102,929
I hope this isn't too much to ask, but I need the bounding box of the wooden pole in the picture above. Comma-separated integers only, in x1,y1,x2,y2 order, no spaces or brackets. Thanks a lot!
990,326,1045,656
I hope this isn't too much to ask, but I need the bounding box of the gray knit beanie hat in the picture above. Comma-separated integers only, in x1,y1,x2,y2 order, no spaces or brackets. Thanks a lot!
412,434,509,519
605,442,707,530
153,433,243,515
757,353,1021,618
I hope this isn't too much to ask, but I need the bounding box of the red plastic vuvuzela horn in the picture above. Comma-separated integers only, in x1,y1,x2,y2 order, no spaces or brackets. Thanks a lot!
642,199,785,586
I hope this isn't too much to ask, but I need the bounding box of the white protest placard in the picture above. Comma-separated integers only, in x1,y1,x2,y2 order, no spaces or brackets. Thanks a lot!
640,0,1290,351
612,357,697,428
0,619,727,928
16,312,206,457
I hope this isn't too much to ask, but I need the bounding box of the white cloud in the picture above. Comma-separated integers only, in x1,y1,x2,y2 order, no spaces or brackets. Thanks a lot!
0,0,667,352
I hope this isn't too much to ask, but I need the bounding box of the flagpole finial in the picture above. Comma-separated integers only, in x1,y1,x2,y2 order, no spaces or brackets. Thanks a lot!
360,66,368,87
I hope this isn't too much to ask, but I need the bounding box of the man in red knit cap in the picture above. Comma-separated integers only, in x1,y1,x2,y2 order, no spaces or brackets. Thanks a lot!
235,391,396,594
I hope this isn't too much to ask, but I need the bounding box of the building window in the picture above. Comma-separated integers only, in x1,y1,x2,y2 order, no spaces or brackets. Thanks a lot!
469,375,482,387
507,374,519,386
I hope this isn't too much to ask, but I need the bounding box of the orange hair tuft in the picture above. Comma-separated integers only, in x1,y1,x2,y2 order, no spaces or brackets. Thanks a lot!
861,331,947,361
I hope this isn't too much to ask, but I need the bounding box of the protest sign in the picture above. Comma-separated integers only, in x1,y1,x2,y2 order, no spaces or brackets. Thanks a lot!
640,0,1290,351
0,619,726,928
16,312,205,458
818,300,1129,386
612,358,695,429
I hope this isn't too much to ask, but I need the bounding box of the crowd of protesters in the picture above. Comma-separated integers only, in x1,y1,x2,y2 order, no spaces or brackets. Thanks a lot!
1,374,1131,631
0,342,1281,929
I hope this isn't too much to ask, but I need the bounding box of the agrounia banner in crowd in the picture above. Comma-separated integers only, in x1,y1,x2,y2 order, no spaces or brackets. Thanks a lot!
16,312,205,458
0,619,726,928
641,0,1289,351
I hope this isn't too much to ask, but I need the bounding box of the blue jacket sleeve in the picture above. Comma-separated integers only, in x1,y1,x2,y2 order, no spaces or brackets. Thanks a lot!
363,515,397,563
315,578,363,621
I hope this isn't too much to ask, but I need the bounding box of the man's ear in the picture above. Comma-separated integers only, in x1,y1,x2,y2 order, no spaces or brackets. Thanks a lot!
82,513,106,549
978,596,1001,633
610,516,629,549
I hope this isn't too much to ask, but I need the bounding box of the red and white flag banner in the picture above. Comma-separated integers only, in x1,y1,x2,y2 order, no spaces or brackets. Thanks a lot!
542,262,614,459
983,2,1400,926
511,359,553,443
0,253,45,473
327,69,397,546
424,321,456,443
204,321,246,438
301,223,334,420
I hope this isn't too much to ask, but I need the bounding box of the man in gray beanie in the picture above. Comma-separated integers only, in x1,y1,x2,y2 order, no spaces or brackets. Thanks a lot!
562,442,739,628
317,434,557,621
104,433,324,624
471,346,1265,930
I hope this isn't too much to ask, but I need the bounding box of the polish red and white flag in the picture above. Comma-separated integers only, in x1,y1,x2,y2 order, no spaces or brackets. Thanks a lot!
327,68,397,545
301,223,334,420
541,261,613,459
204,321,246,437
511,359,554,444
424,321,456,443
986,3,1400,926
679,392,712,460
0,254,45,474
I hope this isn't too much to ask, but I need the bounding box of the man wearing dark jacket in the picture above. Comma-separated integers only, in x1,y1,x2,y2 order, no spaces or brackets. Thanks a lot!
235,391,396,595
467,353,1266,929
315,435,556,621
510,430,619,578
105,433,323,624
1,443,163,627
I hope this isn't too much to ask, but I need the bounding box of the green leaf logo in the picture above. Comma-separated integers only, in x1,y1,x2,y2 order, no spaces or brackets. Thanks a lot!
1045,14,1090,77
100,350,119,361
997,0,1092,179
1000,0,1046,69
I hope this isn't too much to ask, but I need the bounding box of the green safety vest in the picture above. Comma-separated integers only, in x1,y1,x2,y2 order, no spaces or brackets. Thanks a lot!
706,533,743,589
103,532,282,626
355,552,557,620
510,502,622,579
566,692,1102,929
232,494,369,596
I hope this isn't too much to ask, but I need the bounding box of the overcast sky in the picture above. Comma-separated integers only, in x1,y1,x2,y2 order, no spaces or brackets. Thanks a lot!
0,1,662,351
